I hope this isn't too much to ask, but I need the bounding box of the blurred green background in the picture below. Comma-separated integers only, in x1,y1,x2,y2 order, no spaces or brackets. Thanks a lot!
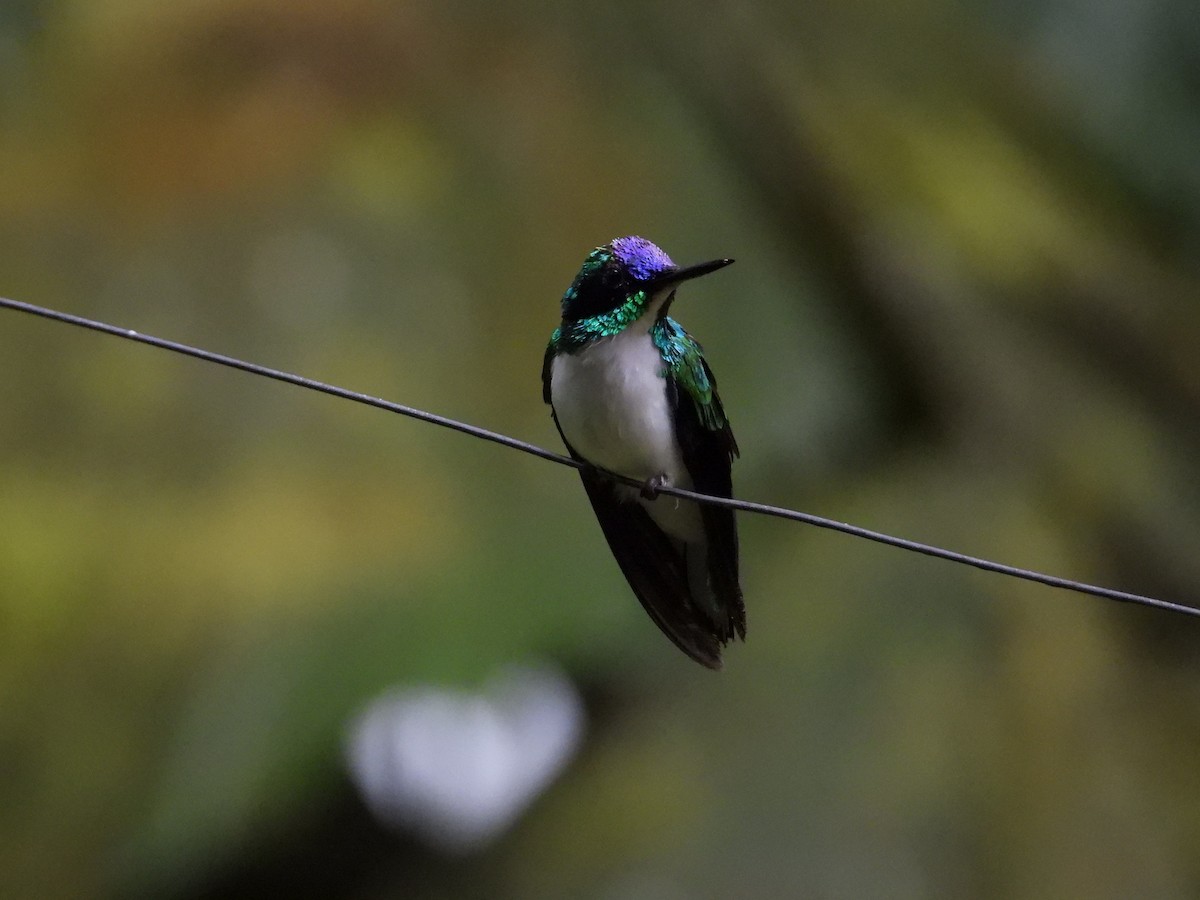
3,1,1200,897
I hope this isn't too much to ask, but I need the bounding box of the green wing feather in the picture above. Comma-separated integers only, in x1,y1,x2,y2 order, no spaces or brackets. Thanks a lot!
653,317,739,456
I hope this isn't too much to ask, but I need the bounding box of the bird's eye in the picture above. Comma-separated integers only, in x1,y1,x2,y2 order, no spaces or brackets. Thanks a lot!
600,264,627,292
563,262,633,321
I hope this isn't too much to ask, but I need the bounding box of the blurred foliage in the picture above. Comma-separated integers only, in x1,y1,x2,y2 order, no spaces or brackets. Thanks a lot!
2,0,1199,898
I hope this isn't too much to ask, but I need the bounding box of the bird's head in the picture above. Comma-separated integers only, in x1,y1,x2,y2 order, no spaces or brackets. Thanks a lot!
560,236,732,323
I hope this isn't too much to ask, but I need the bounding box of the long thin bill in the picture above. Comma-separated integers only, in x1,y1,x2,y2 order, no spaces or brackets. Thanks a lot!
664,257,735,285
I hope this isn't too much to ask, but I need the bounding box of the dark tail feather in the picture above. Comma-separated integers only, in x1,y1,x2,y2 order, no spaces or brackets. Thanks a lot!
578,468,728,669
702,503,746,642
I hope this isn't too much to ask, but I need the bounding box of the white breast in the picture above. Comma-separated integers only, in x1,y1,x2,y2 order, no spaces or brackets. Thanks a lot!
550,318,703,542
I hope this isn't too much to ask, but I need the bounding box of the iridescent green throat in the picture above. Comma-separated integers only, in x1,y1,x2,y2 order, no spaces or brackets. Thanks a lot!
550,289,651,354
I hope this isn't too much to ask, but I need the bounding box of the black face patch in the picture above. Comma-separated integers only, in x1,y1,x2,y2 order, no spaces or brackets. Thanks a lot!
561,255,637,322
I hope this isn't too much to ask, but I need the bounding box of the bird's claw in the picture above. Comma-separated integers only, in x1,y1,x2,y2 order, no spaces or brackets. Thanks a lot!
640,472,669,500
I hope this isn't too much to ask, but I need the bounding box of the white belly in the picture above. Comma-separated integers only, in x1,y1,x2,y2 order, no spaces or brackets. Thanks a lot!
551,326,702,542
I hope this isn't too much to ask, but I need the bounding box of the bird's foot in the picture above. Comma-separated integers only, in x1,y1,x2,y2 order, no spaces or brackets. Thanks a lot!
640,472,670,500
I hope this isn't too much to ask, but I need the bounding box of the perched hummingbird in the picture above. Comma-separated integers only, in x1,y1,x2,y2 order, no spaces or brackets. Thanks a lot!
542,236,744,669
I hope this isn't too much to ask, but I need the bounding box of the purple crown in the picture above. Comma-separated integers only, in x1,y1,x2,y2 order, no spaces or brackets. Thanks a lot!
610,236,676,281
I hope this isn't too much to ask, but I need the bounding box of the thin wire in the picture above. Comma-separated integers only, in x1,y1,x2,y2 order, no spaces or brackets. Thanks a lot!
3,294,1197,620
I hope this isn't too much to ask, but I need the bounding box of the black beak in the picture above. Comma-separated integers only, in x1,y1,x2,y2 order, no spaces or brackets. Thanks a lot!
653,257,735,289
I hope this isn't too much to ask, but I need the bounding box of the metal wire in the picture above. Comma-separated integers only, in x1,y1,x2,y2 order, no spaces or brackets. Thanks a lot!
3,294,1196,620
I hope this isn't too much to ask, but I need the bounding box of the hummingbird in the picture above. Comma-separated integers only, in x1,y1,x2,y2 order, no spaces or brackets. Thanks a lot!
542,236,744,669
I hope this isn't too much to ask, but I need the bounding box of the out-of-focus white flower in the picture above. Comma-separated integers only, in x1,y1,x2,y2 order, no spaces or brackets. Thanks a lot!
345,664,585,852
